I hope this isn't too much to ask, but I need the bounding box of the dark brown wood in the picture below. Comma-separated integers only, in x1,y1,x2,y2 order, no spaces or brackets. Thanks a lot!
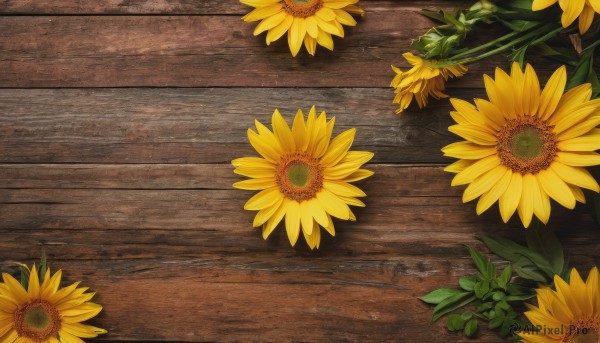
1,1,599,342
0,13,557,88
0,88,475,164
0,164,598,341
0,0,470,14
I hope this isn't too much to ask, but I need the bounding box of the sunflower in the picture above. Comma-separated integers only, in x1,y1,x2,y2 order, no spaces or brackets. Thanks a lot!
232,106,373,249
532,0,600,34
519,267,600,343
442,63,600,228
391,52,468,114
0,265,106,343
240,0,364,57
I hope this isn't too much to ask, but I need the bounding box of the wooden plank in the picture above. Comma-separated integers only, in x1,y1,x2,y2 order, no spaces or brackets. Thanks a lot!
0,164,597,234
0,14,556,88
0,87,479,164
0,259,508,342
0,0,470,15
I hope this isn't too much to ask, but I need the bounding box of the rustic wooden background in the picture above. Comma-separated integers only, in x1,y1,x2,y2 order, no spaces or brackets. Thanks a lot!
0,1,599,342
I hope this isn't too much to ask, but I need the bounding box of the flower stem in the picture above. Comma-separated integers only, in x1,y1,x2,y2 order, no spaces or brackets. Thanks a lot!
451,30,524,60
457,23,562,65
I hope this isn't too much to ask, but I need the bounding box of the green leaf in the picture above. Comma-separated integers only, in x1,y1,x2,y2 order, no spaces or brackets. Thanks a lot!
461,311,473,321
19,266,30,288
40,252,47,279
479,235,555,281
513,258,550,282
566,40,600,92
474,281,490,299
420,288,464,305
505,293,536,302
447,314,465,331
498,265,512,289
489,317,503,329
464,319,478,338
478,235,528,263
432,292,477,322
467,246,490,277
492,291,505,302
459,276,478,291
525,226,564,275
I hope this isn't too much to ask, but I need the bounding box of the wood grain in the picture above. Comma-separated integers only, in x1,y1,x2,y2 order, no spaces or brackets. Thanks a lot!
0,88,472,164
2,0,599,342
1,164,598,341
0,13,560,88
0,0,470,14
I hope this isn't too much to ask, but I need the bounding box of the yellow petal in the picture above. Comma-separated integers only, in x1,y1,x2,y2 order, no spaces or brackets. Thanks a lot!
579,5,595,34
300,201,314,235
532,0,558,10
266,14,293,45
316,189,350,219
234,178,276,191
307,197,329,228
242,3,283,22
271,109,295,151
253,196,284,227
448,124,497,145
536,168,576,209
302,221,321,250
320,128,356,167
550,162,600,192
463,166,508,203
323,180,366,197
253,11,287,35
560,0,585,27
316,30,334,50
452,155,501,186
518,174,537,228
556,151,600,167
538,65,567,120
558,128,600,151
523,64,541,115
284,200,301,246
244,188,282,210
292,109,307,150
476,169,512,215
499,173,523,223
442,141,497,160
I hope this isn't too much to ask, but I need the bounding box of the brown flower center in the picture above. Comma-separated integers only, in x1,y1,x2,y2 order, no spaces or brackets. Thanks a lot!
282,0,323,18
496,116,557,174
14,300,61,342
563,317,600,343
276,152,323,201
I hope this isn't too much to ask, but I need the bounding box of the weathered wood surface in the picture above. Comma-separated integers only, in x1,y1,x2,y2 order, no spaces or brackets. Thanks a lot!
1,1,599,342
0,5,558,88
0,0,467,14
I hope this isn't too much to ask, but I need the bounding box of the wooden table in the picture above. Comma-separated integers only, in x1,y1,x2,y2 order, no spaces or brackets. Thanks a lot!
1,1,598,342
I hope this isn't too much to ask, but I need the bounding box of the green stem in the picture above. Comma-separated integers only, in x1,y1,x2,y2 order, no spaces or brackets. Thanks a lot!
451,29,527,60
456,23,562,65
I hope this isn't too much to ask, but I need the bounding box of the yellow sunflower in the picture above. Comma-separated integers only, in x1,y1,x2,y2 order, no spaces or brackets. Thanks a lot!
391,52,468,114
533,0,600,34
0,265,106,343
442,63,600,228
240,0,364,56
232,106,374,249
519,267,600,343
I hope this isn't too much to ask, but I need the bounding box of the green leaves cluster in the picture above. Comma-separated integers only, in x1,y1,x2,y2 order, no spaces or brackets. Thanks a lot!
420,228,566,339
